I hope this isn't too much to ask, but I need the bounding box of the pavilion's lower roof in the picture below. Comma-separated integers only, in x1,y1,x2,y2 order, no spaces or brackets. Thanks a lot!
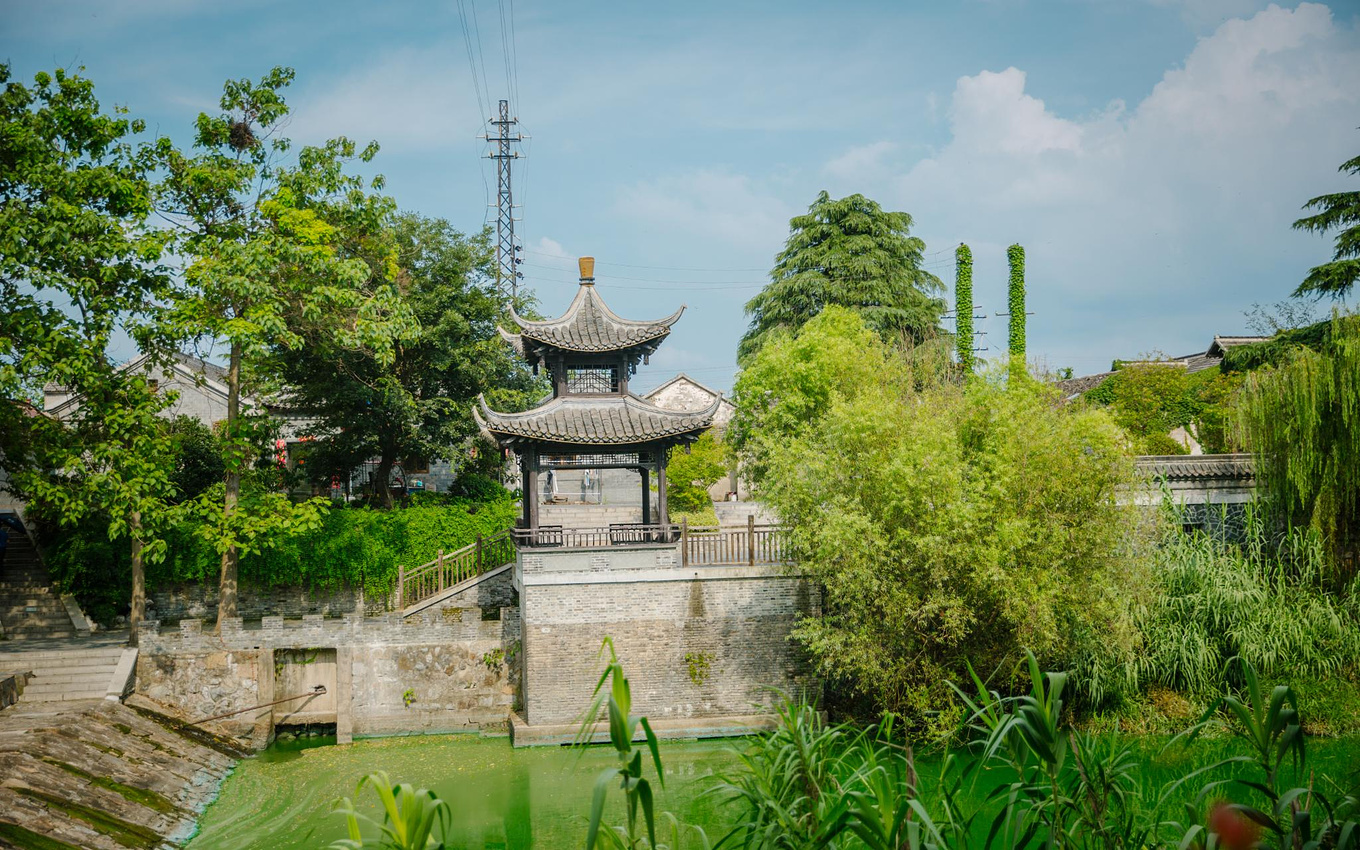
474,393,721,447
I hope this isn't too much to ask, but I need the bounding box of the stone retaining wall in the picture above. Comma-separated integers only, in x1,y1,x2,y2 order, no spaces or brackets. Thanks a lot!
517,545,819,730
147,568,518,623
135,608,521,745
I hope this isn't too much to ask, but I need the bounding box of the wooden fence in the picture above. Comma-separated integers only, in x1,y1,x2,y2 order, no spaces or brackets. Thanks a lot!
396,529,517,611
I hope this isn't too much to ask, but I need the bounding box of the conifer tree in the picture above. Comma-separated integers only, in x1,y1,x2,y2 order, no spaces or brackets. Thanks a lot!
1293,149,1360,299
739,191,943,362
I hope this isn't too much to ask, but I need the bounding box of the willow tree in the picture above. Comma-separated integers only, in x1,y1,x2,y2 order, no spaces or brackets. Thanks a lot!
738,191,944,362
1234,313,1360,574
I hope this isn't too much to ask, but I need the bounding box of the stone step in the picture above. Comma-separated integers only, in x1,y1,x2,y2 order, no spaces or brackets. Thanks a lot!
0,651,125,666
2,631,80,642
22,669,118,682
19,688,109,702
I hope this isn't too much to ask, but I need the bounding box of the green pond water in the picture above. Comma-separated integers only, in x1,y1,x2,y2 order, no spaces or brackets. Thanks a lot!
188,733,1360,850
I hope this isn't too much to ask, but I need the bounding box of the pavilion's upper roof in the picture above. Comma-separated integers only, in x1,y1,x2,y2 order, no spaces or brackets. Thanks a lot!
474,392,720,447
500,258,684,360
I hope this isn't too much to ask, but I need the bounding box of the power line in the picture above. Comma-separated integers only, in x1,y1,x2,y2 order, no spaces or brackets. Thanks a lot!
455,0,489,122
468,0,494,115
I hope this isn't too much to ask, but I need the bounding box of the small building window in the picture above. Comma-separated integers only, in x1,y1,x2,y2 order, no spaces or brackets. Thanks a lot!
567,366,619,394
404,456,430,474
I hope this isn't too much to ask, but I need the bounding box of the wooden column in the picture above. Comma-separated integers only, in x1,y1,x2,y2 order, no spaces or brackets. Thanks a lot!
522,448,540,537
656,453,669,526
640,467,651,525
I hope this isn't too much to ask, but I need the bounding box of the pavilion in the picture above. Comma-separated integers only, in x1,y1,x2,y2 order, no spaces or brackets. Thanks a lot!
474,257,721,544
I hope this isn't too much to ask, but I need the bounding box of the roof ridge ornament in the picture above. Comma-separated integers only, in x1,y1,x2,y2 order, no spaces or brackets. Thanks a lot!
579,256,595,286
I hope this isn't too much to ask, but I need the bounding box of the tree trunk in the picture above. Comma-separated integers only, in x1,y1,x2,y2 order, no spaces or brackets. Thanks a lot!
374,444,395,510
129,510,144,648
217,341,242,631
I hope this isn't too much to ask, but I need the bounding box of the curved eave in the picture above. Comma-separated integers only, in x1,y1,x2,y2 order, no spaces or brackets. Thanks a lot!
473,393,720,448
505,287,687,354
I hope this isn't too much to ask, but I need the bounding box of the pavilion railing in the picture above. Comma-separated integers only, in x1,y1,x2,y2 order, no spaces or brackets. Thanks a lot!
511,516,790,567
679,517,789,567
399,519,790,612
396,530,517,612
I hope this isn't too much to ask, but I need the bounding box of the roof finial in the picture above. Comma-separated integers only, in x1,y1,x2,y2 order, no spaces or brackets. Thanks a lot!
578,256,595,285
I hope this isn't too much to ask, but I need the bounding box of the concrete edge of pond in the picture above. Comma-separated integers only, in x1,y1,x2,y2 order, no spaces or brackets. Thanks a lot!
509,711,780,747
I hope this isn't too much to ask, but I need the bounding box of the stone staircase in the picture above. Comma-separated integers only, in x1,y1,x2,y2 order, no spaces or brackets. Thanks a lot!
538,503,644,528
0,524,77,640
714,500,776,527
0,644,126,702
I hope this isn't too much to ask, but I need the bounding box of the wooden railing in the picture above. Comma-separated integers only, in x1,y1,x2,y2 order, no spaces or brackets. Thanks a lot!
512,516,790,567
511,524,679,549
680,516,789,567
396,530,517,611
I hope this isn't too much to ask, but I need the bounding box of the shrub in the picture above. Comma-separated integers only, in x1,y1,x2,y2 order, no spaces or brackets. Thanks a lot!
152,497,518,597
736,309,1151,732
666,431,727,514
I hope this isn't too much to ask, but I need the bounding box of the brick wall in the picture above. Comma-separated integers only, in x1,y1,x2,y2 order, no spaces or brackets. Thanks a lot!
518,545,819,727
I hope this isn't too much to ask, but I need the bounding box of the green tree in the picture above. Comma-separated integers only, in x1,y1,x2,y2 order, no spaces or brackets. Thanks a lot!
1234,312,1360,573
735,309,1147,732
666,431,727,514
730,307,910,485
738,191,944,362
1293,149,1360,299
0,65,179,641
272,213,538,508
157,67,417,627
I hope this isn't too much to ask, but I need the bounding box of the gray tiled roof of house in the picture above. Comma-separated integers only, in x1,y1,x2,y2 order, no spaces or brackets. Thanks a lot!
475,392,720,446
503,282,684,354
1134,453,1255,481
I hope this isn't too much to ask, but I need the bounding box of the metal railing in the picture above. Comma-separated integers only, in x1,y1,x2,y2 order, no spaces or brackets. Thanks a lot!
396,530,517,611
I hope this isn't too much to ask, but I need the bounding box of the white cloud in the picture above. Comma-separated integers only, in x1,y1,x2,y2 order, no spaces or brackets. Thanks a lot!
825,2,1360,372
825,141,899,184
532,237,571,259
286,46,484,152
948,68,1085,157
614,169,795,253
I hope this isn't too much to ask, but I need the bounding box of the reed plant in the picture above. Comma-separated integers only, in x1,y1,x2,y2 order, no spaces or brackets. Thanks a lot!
709,652,1360,849
1130,505,1360,698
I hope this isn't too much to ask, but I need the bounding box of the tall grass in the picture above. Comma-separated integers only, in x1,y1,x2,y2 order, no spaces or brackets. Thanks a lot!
710,655,1360,849
1128,506,1360,697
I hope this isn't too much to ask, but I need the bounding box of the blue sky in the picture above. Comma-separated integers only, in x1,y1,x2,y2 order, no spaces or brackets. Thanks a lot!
5,0,1359,392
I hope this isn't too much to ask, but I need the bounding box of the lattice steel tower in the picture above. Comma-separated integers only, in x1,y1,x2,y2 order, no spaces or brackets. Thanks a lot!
488,99,523,303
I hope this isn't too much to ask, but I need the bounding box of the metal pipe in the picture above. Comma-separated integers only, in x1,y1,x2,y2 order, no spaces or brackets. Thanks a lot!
192,684,327,725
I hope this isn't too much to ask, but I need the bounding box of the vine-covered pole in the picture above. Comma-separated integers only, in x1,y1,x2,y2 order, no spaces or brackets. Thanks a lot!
1007,243,1026,374
955,243,974,375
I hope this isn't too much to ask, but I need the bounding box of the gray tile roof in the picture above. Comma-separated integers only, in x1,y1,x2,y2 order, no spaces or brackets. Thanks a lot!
503,283,684,354
474,392,720,446
1134,453,1255,481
